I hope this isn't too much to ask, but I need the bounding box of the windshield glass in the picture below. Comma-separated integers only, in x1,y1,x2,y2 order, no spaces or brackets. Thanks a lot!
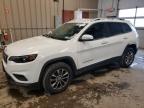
49,23,87,40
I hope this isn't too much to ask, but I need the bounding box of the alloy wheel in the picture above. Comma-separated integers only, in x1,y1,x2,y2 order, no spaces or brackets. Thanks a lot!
125,50,134,65
50,68,70,90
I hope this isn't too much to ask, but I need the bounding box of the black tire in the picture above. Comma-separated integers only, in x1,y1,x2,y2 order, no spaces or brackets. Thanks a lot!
120,48,135,68
43,62,72,94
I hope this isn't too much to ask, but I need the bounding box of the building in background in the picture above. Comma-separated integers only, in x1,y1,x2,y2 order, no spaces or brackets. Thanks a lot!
0,0,98,42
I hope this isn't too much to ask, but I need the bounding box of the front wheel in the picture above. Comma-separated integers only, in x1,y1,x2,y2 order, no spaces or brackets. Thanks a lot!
120,48,135,68
43,62,72,94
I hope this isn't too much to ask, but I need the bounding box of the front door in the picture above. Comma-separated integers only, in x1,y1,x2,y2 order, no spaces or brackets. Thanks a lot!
77,22,111,69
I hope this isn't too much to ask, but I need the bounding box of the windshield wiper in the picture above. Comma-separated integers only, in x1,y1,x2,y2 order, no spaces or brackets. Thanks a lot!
43,34,56,40
43,34,69,41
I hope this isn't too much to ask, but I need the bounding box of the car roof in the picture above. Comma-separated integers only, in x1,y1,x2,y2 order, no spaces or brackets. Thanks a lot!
67,18,130,24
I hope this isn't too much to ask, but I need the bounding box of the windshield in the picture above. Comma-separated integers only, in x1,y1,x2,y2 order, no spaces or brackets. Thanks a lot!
48,23,87,40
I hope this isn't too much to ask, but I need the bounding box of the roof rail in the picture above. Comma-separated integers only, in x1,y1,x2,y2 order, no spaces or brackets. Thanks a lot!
118,18,125,20
93,18,103,21
92,18,125,22
109,17,125,20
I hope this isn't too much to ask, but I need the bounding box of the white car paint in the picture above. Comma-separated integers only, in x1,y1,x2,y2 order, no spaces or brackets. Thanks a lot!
2,18,139,84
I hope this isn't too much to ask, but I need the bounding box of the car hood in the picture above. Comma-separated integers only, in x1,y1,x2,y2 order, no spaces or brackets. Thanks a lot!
5,36,67,56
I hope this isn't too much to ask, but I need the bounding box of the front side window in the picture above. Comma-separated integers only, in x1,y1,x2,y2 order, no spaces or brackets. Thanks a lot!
83,23,109,40
50,23,86,40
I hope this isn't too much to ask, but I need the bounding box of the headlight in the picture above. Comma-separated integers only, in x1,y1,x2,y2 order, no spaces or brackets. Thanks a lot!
9,54,37,63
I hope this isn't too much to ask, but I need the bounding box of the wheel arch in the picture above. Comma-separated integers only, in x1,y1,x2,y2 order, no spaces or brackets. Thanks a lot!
125,44,138,54
38,56,77,84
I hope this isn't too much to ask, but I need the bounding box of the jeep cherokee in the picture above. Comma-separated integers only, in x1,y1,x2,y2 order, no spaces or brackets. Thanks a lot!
2,18,139,94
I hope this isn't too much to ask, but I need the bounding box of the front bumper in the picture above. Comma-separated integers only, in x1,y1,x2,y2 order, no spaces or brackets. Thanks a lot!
2,61,41,90
2,57,42,83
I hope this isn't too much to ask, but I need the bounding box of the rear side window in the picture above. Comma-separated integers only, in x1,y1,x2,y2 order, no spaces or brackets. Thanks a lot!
83,22,132,39
107,22,124,36
106,22,132,37
121,23,132,33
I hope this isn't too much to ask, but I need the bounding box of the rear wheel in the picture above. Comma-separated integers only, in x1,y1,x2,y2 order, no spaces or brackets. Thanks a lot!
120,48,135,68
43,62,72,94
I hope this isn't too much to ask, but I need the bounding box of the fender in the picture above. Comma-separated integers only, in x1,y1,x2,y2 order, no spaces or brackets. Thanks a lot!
38,56,77,83
125,44,137,54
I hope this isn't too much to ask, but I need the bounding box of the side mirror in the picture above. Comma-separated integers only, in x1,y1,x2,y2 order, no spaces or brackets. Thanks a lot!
79,34,94,41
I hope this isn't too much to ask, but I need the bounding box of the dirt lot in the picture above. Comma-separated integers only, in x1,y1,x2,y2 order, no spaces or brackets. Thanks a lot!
0,50,144,108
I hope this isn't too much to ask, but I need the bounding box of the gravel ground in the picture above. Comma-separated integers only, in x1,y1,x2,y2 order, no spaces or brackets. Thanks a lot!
0,49,144,108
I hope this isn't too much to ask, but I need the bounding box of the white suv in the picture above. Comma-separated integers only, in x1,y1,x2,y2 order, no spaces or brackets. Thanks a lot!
2,18,139,94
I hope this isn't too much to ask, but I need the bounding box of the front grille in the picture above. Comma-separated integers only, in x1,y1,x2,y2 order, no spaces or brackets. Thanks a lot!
3,51,8,63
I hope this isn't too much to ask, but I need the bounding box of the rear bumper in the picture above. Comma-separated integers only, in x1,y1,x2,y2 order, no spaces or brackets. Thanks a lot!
2,62,41,90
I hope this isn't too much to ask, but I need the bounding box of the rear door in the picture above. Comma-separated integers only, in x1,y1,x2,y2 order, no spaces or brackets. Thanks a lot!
103,22,129,58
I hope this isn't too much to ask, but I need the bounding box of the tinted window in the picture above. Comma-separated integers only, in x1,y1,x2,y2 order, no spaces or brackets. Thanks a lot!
106,22,132,37
107,22,124,36
84,23,109,39
121,23,132,33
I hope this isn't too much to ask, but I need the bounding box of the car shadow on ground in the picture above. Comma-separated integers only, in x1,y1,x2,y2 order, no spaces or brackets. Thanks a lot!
7,63,121,100
71,63,121,85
